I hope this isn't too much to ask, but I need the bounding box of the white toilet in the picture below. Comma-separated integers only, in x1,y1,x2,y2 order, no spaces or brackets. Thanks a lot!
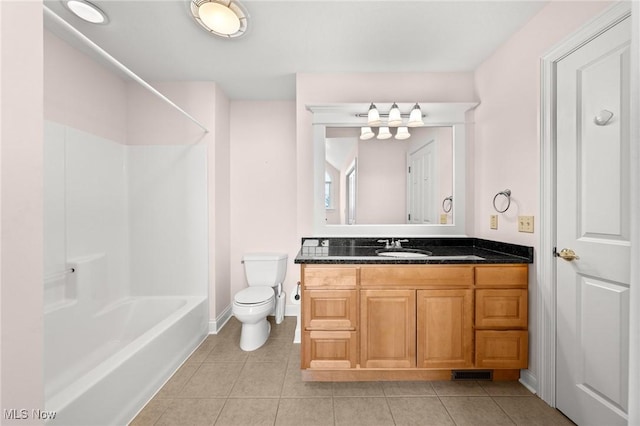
232,253,288,351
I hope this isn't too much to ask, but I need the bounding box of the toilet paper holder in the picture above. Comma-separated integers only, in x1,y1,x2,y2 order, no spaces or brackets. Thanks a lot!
294,282,301,300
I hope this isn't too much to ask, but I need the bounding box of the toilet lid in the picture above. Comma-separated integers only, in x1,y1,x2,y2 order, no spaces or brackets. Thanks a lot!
234,287,274,305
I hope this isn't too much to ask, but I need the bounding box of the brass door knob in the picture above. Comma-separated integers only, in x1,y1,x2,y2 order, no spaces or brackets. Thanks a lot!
557,248,580,261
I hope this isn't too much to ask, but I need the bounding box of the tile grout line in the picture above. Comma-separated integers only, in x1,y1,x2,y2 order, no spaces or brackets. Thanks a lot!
435,393,462,426
488,394,518,426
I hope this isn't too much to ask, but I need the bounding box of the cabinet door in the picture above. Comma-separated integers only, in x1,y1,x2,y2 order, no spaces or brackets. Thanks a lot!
360,290,416,368
417,289,473,368
303,330,358,369
476,289,527,329
476,330,528,369
303,289,357,330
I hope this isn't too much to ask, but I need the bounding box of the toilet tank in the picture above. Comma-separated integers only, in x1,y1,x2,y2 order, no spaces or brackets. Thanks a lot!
243,253,288,287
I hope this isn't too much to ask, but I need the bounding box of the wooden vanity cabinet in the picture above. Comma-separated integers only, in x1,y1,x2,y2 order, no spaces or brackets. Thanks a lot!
300,263,529,379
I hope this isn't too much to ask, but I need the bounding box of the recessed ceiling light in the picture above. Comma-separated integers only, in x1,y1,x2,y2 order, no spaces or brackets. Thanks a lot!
190,0,248,38
64,0,108,24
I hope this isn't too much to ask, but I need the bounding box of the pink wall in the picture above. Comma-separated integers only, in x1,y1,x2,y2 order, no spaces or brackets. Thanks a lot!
357,139,406,224
44,30,127,143
229,101,298,304
127,81,215,146
1,1,44,421
473,1,612,244
214,89,231,321
473,0,613,387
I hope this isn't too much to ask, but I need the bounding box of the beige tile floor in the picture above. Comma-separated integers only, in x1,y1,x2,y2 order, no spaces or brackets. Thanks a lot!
131,316,574,426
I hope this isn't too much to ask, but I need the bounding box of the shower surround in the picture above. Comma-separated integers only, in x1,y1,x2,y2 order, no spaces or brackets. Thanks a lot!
43,122,208,425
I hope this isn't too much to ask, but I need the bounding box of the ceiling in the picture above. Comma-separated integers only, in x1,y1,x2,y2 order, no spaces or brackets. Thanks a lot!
43,0,548,100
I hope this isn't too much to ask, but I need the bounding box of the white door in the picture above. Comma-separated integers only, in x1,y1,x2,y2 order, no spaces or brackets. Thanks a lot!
408,141,436,224
555,16,631,426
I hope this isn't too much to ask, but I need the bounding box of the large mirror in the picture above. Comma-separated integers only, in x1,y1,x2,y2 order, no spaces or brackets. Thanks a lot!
309,102,477,236
324,126,453,225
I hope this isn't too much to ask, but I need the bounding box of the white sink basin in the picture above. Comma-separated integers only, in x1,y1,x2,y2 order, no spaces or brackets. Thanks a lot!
376,248,432,258
377,251,431,258
427,255,486,261
375,248,485,261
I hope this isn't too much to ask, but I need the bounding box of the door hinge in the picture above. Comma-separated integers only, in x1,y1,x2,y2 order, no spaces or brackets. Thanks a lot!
408,214,411,221
408,166,411,173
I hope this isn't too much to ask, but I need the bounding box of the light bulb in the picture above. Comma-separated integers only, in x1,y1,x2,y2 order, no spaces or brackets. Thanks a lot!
360,127,375,140
377,127,392,140
367,103,381,126
388,103,402,127
408,103,424,127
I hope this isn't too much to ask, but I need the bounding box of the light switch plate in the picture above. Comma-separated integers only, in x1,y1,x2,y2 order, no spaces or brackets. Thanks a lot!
490,215,498,230
518,215,534,233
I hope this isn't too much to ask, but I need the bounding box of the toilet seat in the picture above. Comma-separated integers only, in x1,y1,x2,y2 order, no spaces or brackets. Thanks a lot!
234,287,274,305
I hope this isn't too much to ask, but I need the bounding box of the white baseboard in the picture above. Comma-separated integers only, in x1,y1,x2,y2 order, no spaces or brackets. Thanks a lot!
286,304,301,344
519,369,538,396
208,305,232,334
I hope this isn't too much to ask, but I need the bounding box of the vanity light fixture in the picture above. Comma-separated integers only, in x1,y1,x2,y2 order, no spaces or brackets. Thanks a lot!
360,127,375,140
367,103,381,126
64,0,108,24
191,0,249,38
387,103,403,127
408,103,424,127
359,103,426,140
395,127,411,140
377,127,392,140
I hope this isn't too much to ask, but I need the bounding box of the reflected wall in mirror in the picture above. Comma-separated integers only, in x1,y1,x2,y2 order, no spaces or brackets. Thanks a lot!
324,127,453,225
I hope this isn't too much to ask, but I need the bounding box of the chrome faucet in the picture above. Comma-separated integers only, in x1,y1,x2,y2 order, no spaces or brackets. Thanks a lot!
377,239,393,249
377,238,409,249
394,239,409,248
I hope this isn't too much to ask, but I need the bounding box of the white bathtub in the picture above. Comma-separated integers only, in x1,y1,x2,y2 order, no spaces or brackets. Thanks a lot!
44,295,208,426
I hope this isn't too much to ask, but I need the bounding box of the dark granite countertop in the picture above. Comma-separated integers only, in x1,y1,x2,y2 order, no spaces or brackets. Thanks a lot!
294,237,533,265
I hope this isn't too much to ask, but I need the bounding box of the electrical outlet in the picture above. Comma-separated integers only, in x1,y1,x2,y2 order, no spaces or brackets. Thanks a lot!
518,215,534,233
490,215,498,230
440,214,448,224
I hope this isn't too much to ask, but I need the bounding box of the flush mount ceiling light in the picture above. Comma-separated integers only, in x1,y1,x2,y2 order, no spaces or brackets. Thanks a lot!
191,0,249,38
64,0,108,24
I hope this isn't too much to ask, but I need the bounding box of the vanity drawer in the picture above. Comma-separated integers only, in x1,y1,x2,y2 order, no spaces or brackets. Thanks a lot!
303,289,357,330
303,330,358,369
303,266,357,288
475,330,528,369
476,289,528,329
475,265,528,288
360,266,473,287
